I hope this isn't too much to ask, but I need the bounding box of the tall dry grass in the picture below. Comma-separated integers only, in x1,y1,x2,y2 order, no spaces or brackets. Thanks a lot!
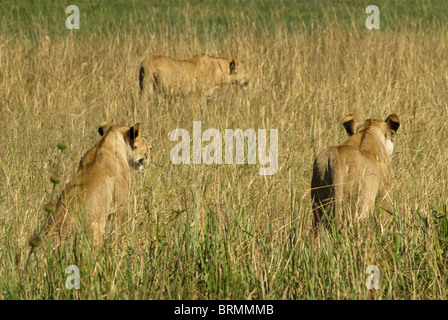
1,3,448,299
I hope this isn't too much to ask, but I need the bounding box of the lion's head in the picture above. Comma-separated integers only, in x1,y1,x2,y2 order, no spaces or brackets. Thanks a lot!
98,122,152,171
342,114,400,159
229,58,251,90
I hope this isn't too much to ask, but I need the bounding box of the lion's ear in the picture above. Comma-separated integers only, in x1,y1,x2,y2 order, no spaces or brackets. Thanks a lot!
98,121,113,136
129,123,141,143
385,114,400,133
342,114,360,136
229,59,237,74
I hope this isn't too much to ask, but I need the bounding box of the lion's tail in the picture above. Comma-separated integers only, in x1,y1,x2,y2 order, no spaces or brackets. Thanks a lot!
139,61,157,96
139,65,145,91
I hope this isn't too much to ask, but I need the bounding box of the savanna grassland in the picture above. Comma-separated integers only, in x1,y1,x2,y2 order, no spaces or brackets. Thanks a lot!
1,0,448,299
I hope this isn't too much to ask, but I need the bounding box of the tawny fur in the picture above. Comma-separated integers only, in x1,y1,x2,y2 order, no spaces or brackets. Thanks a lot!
31,122,151,247
311,114,400,230
139,53,251,99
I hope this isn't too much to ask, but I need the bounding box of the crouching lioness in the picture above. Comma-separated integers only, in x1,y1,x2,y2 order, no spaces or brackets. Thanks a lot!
30,122,151,247
311,114,400,230
139,53,251,99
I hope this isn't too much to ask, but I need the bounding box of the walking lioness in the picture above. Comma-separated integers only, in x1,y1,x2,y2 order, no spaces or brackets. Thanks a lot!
311,114,400,229
139,53,251,99
30,122,151,247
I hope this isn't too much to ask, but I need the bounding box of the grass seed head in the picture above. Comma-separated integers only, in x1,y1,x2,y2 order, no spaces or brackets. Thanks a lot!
50,174,62,184
57,142,67,151
29,235,42,248
43,202,56,214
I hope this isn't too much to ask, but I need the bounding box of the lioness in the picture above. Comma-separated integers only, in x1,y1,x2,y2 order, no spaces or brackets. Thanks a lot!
139,53,251,99
311,114,400,230
30,122,151,247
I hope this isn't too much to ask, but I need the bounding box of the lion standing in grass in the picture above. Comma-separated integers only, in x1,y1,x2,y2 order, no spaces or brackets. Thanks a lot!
139,53,251,99
311,114,400,230
30,122,151,247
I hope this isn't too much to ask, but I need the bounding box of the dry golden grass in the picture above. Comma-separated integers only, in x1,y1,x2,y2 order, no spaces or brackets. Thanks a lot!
1,3,448,299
